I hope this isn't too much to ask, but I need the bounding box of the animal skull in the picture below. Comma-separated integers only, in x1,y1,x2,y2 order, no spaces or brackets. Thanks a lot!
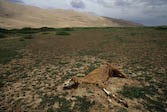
63,79,78,89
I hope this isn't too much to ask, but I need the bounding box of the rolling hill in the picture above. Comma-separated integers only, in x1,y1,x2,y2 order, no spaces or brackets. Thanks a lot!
0,0,143,29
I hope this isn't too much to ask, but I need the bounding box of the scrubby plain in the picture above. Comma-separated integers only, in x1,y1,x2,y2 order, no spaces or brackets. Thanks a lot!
0,27,167,112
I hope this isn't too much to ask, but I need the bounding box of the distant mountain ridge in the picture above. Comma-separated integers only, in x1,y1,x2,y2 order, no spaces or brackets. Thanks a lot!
0,0,143,29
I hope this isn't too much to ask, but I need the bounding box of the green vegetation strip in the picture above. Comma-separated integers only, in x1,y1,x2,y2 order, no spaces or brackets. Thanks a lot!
56,31,70,36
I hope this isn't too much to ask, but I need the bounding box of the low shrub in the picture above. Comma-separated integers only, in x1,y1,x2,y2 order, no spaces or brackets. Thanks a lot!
0,33,6,39
0,48,18,64
19,37,25,41
56,31,70,36
61,27,74,31
23,35,34,39
153,26,167,30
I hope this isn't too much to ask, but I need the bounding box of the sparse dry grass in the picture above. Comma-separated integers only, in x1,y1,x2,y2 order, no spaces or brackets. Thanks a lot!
0,27,167,112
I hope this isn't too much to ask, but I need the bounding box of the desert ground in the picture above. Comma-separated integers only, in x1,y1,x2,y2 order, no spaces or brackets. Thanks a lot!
0,27,167,112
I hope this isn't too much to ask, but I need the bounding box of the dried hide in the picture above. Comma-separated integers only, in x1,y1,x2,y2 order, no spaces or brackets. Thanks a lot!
63,64,128,107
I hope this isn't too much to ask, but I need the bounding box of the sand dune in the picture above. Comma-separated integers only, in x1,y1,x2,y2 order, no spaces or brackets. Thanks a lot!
0,0,143,29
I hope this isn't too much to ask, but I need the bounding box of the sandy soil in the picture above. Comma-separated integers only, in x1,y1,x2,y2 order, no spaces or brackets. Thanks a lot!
0,0,142,29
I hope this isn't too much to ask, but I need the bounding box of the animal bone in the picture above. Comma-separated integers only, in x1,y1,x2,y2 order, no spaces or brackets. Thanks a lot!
103,88,111,96
103,88,128,107
63,79,72,87
110,93,128,108
63,79,78,89
108,97,112,103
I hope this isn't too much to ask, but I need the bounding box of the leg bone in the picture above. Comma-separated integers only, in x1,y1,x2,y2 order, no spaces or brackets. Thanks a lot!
103,88,111,96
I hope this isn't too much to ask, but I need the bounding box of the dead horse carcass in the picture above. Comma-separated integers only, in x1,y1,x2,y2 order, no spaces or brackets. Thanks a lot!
63,63,128,108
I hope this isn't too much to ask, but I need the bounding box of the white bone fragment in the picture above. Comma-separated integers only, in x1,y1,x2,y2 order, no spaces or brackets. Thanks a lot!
108,97,112,103
63,79,72,87
103,88,111,95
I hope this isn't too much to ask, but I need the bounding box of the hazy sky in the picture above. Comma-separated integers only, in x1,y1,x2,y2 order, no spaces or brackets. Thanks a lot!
7,0,167,26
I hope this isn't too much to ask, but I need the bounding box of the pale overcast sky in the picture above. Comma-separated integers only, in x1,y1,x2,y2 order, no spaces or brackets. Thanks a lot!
7,0,167,26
